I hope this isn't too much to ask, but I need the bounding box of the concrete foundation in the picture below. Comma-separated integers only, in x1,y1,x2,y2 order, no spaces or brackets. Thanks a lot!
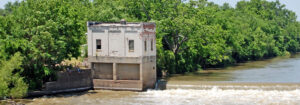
89,56,156,91
93,63,113,80
45,69,93,91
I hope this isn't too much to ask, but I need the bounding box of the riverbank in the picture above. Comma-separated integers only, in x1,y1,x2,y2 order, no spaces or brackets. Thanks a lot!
8,84,300,105
2,53,300,105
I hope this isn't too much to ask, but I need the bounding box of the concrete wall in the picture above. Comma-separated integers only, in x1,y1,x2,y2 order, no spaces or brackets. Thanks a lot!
93,63,113,80
88,23,144,57
93,79,142,91
45,69,92,91
117,64,140,80
109,30,124,56
89,56,141,64
89,56,156,90
125,31,142,57
142,23,156,57
142,56,157,89
87,22,156,58
93,31,109,56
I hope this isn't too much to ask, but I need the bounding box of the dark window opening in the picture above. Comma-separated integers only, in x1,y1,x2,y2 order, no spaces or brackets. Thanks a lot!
151,39,153,51
144,40,147,51
96,39,101,50
129,40,134,52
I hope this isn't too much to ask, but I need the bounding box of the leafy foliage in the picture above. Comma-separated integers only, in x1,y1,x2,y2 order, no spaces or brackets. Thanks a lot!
0,53,28,99
0,0,300,92
1,0,90,89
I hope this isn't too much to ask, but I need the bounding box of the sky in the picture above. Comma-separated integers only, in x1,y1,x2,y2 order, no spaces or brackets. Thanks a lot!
0,0,299,21
0,0,18,9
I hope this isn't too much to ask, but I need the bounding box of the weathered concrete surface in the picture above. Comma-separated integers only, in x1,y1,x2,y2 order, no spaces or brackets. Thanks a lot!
87,21,157,91
88,56,141,64
142,56,156,89
93,79,143,91
27,69,93,97
45,69,93,91
90,56,156,91
93,63,113,80
117,64,140,80
87,22,156,57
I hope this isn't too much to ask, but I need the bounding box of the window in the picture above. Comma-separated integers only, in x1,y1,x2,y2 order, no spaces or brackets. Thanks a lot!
129,40,134,52
144,40,147,51
151,39,153,51
96,39,101,50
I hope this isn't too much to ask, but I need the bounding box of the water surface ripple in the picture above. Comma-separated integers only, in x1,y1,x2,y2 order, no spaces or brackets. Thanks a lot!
8,54,300,105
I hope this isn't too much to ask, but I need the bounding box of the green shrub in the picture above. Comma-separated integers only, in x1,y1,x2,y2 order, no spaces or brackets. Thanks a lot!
0,52,28,99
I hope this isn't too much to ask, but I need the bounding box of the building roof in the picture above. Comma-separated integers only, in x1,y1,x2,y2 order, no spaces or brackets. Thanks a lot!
87,20,155,27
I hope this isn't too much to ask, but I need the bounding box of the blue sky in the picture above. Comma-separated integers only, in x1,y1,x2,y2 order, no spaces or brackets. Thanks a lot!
0,0,18,9
0,0,299,21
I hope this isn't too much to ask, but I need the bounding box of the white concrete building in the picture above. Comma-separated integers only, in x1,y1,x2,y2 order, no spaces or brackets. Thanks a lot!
87,20,156,91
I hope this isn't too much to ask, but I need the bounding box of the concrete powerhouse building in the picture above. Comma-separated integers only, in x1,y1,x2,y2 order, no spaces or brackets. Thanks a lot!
87,20,156,91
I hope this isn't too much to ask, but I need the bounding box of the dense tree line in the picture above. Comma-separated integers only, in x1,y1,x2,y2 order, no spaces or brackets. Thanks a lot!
0,0,300,98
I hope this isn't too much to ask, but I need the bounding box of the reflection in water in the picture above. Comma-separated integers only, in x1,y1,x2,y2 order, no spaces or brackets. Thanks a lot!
11,53,300,105
169,53,300,82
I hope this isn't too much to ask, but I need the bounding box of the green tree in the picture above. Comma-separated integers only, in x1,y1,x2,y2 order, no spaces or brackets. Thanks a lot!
1,0,300,85
1,0,90,89
0,52,28,99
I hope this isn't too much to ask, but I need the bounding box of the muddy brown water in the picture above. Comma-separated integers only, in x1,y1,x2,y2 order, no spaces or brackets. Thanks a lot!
2,54,300,105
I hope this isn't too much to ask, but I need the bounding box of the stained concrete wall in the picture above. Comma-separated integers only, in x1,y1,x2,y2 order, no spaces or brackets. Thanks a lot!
93,79,142,91
45,69,92,91
109,30,125,56
93,63,113,80
88,56,156,90
87,22,156,58
142,23,156,57
142,56,157,89
88,23,144,57
142,34,156,57
125,31,142,57
92,31,109,56
117,64,140,80
89,56,141,64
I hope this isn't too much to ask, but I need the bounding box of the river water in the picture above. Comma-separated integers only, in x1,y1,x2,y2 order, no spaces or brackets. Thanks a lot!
3,54,300,105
